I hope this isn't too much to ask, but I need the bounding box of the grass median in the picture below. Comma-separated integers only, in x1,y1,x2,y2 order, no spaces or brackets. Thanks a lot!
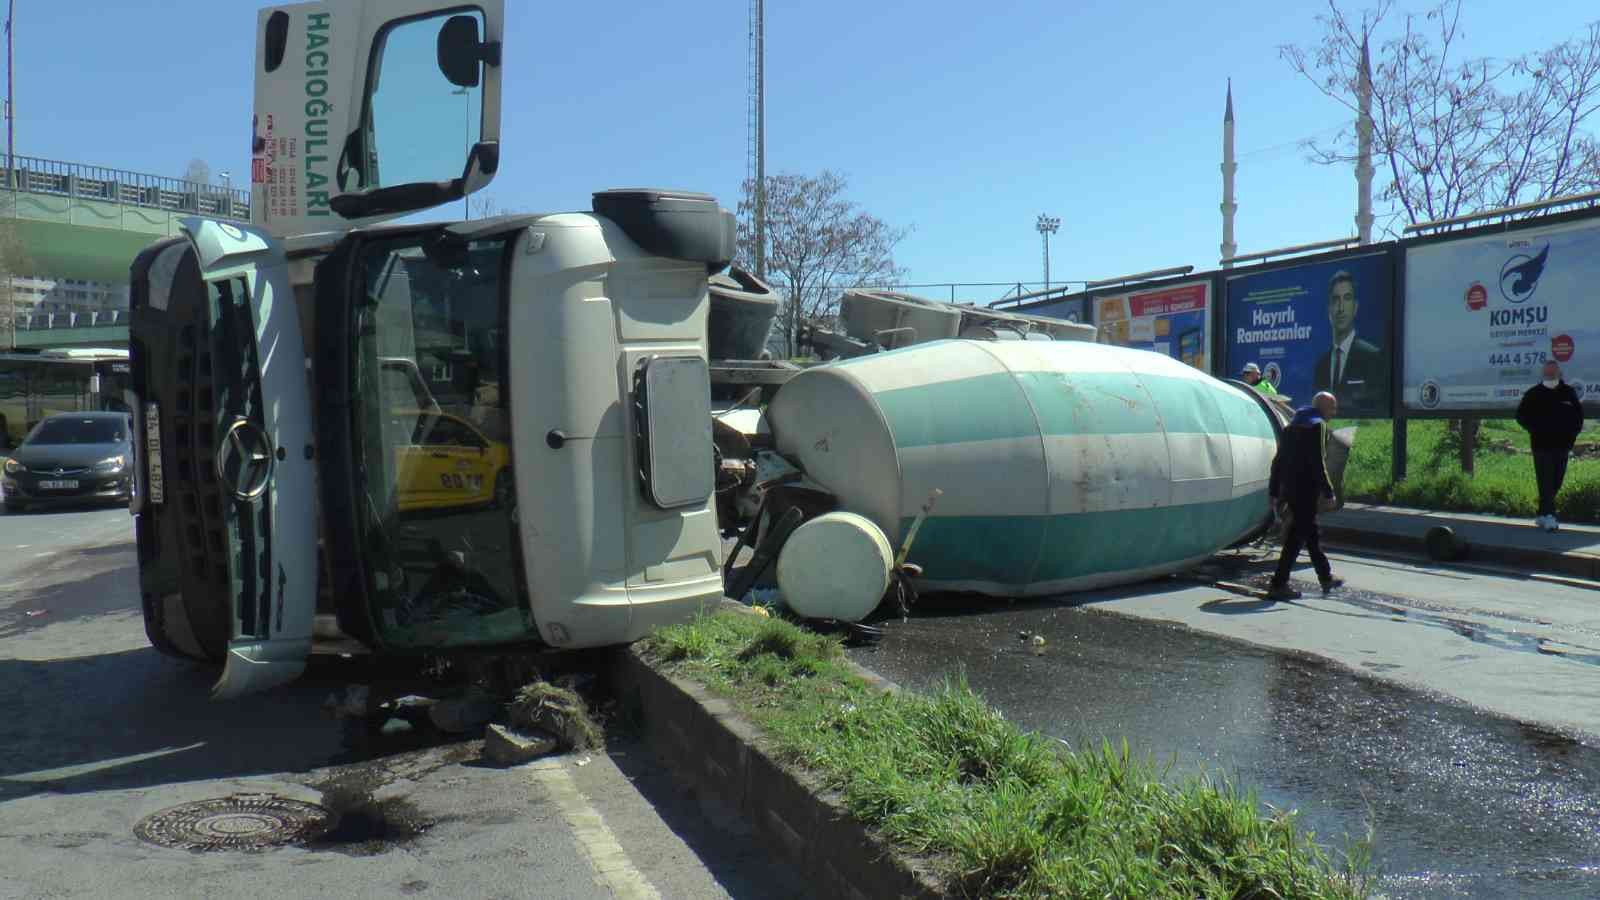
642,611,1372,899
1341,418,1600,522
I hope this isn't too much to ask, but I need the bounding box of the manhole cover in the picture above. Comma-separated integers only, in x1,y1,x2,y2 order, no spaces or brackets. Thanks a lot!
133,793,333,851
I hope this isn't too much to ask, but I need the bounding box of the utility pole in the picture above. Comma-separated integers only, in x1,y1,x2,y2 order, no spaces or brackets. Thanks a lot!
750,0,766,279
6,0,15,352
1035,214,1059,294
453,86,470,219
5,0,12,176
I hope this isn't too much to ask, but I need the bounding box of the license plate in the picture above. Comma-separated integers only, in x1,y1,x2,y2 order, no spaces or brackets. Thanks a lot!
38,479,79,490
144,402,165,505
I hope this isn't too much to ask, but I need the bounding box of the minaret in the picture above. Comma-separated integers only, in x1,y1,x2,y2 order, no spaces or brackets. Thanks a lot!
1355,37,1375,244
1220,79,1238,267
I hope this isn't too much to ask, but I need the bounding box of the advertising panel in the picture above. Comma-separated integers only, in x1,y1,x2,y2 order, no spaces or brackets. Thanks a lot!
1403,217,1600,412
1092,281,1211,373
1225,252,1393,416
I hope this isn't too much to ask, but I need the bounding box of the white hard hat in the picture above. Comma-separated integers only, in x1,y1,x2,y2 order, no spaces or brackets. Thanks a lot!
1242,362,1261,375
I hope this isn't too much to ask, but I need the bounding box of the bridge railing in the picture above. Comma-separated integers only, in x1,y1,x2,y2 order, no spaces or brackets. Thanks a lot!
15,309,126,331
3,155,251,221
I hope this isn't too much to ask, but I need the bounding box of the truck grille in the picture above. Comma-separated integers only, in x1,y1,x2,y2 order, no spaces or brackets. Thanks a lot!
131,241,273,660
209,276,274,640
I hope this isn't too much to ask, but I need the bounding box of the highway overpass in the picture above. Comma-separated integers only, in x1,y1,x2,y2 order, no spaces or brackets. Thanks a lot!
2,156,250,349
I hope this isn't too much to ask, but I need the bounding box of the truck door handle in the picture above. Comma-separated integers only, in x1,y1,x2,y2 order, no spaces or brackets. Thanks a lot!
546,429,567,449
430,452,449,459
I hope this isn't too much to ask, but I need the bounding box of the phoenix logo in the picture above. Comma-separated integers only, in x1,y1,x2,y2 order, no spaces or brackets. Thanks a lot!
1499,245,1549,304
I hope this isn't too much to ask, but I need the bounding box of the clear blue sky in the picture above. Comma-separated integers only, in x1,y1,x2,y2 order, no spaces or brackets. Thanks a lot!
9,1,1595,303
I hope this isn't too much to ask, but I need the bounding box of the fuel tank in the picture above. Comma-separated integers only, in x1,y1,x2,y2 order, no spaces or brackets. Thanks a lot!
766,340,1280,597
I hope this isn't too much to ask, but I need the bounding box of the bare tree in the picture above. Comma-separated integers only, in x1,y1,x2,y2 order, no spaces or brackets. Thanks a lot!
736,171,910,356
1282,1,1600,237
469,194,523,220
1284,1,1600,473
183,158,212,187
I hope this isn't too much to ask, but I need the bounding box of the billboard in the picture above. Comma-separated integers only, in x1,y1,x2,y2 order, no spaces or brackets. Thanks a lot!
1092,281,1211,373
1225,252,1393,416
1403,216,1600,413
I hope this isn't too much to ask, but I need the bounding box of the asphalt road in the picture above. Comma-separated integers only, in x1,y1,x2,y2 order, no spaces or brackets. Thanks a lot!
0,503,799,900
848,545,1600,899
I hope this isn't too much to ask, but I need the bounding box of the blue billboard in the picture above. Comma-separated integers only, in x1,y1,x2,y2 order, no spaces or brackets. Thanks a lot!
1225,252,1393,417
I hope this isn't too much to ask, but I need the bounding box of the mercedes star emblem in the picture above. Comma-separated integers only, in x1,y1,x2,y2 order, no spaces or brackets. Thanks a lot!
216,418,275,502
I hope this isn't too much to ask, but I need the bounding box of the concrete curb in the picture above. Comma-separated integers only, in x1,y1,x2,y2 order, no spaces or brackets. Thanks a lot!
610,645,947,900
1321,522,1600,581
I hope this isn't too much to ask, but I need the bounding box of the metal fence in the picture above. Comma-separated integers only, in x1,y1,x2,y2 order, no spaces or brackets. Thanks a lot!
13,309,125,331
861,281,1088,308
3,155,251,220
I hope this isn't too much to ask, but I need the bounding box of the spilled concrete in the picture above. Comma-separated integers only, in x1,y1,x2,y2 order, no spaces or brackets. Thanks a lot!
849,594,1600,898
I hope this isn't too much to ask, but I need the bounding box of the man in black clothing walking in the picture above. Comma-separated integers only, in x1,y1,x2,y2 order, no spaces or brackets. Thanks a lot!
1517,360,1584,532
1266,391,1342,601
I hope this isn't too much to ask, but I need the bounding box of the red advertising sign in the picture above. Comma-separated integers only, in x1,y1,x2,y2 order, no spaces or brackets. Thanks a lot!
1553,334,1575,363
1128,284,1208,318
1465,282,1488,311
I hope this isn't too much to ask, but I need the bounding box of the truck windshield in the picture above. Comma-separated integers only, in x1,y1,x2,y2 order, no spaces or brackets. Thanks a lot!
349,231,527,648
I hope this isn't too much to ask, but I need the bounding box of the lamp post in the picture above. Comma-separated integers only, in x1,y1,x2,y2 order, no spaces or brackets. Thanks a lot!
452,86,469,219
1035,214,1060,293
6,0,15,352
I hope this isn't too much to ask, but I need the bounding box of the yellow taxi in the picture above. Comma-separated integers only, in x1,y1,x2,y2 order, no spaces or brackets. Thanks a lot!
392,409,514,513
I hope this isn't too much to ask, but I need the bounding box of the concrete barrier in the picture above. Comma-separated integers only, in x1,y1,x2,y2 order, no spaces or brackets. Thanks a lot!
610,641,946,899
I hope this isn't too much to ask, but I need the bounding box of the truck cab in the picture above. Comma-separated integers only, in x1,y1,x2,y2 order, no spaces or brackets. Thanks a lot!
129,0,731,697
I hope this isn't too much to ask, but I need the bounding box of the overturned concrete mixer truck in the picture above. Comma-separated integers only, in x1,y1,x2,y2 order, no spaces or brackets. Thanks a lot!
710,324,1314,621
125,0,1334,699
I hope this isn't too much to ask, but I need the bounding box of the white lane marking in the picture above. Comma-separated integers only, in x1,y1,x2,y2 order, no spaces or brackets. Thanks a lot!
526,759,660,899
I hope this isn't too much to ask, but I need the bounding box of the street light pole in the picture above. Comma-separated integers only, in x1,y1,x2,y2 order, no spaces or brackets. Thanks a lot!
452,86,469,219
1035,214,1060,294
6,0,15,352
6,0,13,175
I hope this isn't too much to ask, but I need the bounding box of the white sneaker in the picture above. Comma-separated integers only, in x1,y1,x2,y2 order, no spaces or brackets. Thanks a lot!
1550,516,1561,532
1535,515,1553,531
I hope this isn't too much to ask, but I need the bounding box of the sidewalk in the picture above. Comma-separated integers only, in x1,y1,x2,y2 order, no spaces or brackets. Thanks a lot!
1321,502,1600,582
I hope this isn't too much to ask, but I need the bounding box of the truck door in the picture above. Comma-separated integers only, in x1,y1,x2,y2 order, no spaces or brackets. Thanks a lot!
251,0,505,239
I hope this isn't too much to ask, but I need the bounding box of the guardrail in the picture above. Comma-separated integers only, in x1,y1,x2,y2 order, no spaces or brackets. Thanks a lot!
3,155,250,221
13,309,126,331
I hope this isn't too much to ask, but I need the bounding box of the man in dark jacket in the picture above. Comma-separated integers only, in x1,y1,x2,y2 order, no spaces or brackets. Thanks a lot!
1517,361,1584,532
1266,392,1342,600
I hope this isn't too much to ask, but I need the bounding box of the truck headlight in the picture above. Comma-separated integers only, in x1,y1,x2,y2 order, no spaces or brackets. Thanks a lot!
94,455,127,473
2,458,20,474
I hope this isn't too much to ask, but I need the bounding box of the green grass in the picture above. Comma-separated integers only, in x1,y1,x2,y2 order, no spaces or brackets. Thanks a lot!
643,612,1373,899
1340,419,1600,522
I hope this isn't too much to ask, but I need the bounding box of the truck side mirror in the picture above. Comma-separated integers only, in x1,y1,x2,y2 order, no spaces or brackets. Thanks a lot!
437,15,498,88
